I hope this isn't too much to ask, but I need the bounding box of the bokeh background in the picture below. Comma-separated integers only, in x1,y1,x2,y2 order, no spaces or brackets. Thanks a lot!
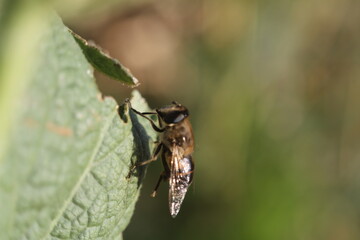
5,0,360,239
65,0,360,239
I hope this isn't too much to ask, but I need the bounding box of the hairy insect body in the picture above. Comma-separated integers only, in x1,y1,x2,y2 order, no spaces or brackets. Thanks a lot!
130,101,195,218
161,118,194,155
161,118,194,217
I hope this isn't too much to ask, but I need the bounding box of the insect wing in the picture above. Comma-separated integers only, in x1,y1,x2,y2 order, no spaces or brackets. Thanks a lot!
169,146,193,218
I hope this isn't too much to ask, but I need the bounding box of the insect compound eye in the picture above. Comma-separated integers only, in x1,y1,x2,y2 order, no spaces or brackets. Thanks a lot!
158,109,189,124
172,112,186,123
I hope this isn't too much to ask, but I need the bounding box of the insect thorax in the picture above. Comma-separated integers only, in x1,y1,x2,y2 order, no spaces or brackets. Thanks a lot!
161,119,194,154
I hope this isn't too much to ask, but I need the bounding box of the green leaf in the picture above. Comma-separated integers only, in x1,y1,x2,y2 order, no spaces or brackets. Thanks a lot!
0,14,156,240
71,31,140,87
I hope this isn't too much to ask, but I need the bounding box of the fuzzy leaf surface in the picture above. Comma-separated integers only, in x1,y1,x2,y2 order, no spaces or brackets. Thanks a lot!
0,14,156,240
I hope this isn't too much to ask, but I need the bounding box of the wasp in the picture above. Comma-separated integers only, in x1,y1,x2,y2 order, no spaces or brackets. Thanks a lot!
129,101,195,218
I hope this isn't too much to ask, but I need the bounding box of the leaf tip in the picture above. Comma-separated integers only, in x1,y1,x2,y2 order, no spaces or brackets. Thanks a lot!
129,90,147,110
131,76,140,87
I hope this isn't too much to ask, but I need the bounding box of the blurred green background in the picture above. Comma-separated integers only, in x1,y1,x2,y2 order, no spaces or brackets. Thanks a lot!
2,0,360,239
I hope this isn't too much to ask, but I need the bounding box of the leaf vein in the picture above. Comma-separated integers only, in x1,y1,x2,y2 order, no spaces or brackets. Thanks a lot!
39,107,118,240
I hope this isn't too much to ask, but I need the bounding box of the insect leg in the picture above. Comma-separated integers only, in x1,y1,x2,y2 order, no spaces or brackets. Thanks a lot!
150,171,168,197
130,108,164,132
150,148,170,197
140,112,157,115
135,142,163,167
127,143,162,178
127,142,163,179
